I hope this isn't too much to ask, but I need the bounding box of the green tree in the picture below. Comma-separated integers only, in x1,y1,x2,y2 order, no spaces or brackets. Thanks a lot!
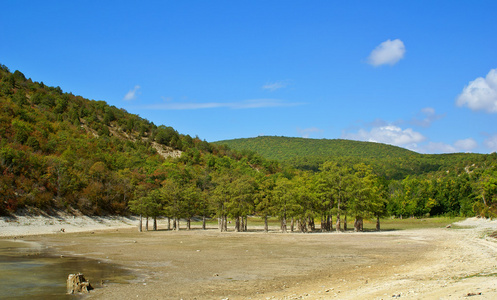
472,168,497,217
225,173,255,232
319,162,353,232
292,171,316,233
255,174,277,232
272,176,298,233
348,163,384,232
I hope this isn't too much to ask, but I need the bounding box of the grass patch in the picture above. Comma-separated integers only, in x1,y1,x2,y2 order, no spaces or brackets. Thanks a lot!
186,216,466,231
458,272,497,280
365,217,465,231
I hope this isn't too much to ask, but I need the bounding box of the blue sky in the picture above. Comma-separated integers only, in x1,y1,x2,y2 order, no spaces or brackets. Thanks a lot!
1,0,496,154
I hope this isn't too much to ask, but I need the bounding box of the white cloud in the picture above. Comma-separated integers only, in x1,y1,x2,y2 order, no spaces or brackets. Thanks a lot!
454,138,478,152
140,99,304,110
456,68,497,113
367,39,406,66
342,125,425,149
341,120,482,154
484,134,497,152
262,81,289,92
419,138,478,154
422,107,435,115
410,107,445,127
424,142,457,154
123,85,141,101
297,127,323,138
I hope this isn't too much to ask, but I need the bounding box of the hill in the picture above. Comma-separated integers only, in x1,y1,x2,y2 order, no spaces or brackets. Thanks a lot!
214,136,418,161
214,136,489,179
0,64,271,216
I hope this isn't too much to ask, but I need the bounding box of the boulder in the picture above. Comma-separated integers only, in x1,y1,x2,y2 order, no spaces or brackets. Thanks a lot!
67,273,94,294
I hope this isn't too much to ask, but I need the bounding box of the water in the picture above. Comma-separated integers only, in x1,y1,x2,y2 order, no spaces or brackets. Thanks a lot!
0,240,134,299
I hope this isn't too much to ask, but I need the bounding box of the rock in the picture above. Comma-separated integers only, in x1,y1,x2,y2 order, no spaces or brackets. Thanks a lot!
67,273,94,294
446,224,452,228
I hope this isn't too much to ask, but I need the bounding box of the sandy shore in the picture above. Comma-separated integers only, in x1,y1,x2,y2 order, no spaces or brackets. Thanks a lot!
1,216,497,299
0,214,138,237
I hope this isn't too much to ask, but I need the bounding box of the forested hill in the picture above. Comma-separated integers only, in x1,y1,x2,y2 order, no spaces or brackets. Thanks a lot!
0,64,276,216
215,136,418,161
214,136,490,179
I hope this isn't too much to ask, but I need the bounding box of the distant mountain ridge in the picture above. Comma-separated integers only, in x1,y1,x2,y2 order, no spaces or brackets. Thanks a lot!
214,136,419,161
213,136,490,179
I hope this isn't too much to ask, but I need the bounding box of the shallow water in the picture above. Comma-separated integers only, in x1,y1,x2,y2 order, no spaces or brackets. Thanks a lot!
0,240,134,299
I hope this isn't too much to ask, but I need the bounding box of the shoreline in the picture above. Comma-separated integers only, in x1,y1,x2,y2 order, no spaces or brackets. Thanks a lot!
0,214,139,238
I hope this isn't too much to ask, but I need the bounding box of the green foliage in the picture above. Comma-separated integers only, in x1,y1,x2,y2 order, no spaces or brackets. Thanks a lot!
1,63,266,215
215,136,417,162
215,136,497,220
214,136,490,181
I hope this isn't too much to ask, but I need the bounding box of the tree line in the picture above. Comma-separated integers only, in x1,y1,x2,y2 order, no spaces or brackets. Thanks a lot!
128,151,497,233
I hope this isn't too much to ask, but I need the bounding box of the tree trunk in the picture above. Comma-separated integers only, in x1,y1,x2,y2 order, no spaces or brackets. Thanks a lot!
153,216,157,231
264,215,268,233
187,218,191,230
281,216,287,233
219,216,227,232
354,216,363,232
138,214,143,232
329,215,333,231
309,218,315,231
173,219,177,230
376,215,380,231
235,217,240,232
202,216,206,230
344,215,348,231
336,212,341,232
299,219,307,233
145,216,149,231
244,216,248,232
336,198,341,232
168,217,171,230
176,218,180,231
290,217,294,232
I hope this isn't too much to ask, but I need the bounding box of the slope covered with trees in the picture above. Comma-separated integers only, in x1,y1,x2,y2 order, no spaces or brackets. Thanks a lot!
0,64,275,217
214,136,489,179
215,136,418,161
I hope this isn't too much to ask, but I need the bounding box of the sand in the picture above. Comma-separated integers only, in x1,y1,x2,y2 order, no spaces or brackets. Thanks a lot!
1,216,497,299
0,214,138,237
